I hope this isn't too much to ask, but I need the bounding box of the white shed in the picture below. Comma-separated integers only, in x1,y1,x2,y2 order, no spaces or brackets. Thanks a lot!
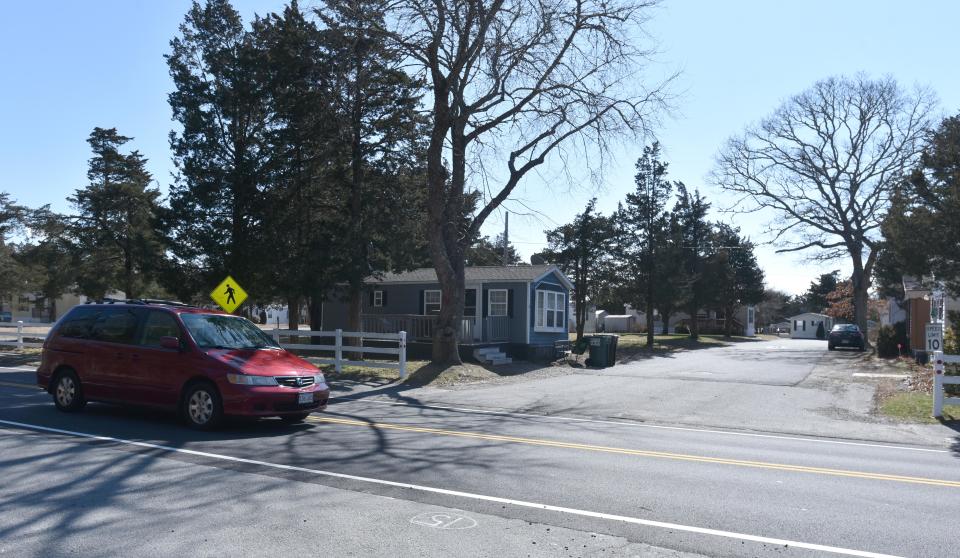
788,313,833,339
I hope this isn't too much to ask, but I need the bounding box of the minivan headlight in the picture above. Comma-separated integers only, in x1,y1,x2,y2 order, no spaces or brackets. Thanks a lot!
227,374,277,386
313,373,325,385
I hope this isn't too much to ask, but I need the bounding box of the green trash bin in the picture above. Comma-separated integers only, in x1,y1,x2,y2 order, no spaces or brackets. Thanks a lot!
586,334,618,368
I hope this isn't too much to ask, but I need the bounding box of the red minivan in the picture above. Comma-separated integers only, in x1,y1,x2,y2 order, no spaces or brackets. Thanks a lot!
36,301,329,429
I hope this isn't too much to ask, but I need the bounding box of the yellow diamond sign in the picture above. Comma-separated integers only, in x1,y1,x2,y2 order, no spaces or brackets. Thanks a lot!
211,275,248,313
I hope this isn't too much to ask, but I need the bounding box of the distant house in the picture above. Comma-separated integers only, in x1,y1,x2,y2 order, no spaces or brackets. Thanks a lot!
601,314,637,333
0,290,125,323
321,265,573,360
788,313,833,339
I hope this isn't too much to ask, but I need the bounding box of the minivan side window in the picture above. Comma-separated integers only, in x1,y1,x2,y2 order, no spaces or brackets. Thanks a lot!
58,307,100,339
139,311,181,348
90,308,141,345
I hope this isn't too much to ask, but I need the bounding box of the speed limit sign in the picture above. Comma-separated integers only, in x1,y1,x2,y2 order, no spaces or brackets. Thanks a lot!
926,324,944,352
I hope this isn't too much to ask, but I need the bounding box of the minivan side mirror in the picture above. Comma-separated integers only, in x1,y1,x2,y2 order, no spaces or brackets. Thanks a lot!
159,336,181,351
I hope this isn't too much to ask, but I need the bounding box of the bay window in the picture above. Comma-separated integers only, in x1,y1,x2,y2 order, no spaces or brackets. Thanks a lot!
535,290,565,332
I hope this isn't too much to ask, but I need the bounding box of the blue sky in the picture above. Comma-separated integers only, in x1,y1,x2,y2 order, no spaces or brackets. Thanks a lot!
1,1,957,295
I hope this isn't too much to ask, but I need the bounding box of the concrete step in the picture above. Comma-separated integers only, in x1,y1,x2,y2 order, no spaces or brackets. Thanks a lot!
473,347,509,364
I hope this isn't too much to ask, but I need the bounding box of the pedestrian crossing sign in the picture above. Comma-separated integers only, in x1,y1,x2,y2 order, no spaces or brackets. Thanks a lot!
211,275,248,313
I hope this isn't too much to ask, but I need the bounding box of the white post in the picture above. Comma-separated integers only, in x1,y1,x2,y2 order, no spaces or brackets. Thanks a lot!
16,321,24,350
272,327,280,345
932,350,945,418
335,329,343,374
398,331,407,379
745,306,756,337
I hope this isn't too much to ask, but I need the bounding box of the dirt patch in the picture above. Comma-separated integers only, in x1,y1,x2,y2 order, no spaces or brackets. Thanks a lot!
405,361,575,389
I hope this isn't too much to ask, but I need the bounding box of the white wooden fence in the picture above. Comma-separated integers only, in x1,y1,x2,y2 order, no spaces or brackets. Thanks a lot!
932,350,960,418
272,328,408,378
0,321,51,349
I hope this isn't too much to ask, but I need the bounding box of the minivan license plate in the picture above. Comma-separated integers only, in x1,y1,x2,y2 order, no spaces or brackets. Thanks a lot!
298,392,312,404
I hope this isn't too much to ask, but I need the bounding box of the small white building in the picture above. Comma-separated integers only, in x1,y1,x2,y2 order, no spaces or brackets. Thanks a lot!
788,313,833,339
602,314,637,333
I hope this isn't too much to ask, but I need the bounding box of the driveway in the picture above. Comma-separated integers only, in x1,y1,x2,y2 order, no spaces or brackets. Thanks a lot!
334,338,957,448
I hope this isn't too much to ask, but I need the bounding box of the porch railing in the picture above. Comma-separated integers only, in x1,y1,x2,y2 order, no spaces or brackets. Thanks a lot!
361,313,507,343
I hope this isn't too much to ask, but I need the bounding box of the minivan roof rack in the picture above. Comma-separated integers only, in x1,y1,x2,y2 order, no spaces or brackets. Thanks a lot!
86,298,196,308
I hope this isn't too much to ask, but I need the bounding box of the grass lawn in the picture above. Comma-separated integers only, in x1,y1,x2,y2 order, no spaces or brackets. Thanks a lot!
318,360,429,382
879,392,960,423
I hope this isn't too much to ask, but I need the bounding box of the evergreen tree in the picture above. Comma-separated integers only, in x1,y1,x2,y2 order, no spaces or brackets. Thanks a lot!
881,114,960,296
673,184,711,339
166,0,272,301
619,143,674,348
19,207,77,321
69,128,164,299
316,0,427,332
465,233,522,266
543,199,617,341
708,224,765,337
0,193,30,302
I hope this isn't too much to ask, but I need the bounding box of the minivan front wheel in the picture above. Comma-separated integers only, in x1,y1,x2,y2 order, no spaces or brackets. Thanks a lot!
182,383,223,430
53,370,86,412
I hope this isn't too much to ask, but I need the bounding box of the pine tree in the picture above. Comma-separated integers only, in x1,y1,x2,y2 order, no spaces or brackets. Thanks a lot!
708,224,765,337
166,0,272,301
673,184,711,339
69,128,163,299
316,0,427,332
619,143,675,348
543,199,617,341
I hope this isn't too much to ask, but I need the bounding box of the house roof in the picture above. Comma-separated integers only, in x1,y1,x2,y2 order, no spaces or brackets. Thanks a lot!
366,265,573,288
787,312,831,319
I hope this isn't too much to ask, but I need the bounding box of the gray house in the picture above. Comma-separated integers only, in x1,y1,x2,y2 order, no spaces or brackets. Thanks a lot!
322,265,573,360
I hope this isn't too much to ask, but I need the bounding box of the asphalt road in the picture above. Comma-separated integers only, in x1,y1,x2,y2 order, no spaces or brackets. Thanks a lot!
0,367,956,558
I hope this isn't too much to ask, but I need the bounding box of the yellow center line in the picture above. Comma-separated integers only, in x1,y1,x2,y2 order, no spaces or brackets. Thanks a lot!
310,416,960,489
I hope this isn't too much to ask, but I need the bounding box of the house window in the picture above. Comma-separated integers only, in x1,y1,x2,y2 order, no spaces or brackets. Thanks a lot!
488,289,508,317
424,290,441,315
535,290,565,332
536,291,544,327
373,290,383,307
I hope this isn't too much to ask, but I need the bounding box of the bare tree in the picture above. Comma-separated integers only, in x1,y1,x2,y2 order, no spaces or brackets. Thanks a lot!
388,0,671,363
713,75,935,338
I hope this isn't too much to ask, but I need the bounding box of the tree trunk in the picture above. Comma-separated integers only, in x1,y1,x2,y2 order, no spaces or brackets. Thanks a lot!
723,305,733,338
645,298,655,349
659,308,672,334
308,297,323,331
48,298,57,323
287,296,300,331
432,265,465,364
688,305,700,339
850,249,876,347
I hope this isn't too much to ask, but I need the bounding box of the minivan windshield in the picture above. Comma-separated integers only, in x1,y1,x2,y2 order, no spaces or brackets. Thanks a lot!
180,314,281,350
831,324,859,332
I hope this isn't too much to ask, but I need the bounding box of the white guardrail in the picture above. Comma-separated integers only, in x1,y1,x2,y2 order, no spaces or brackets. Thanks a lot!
932,350,960,418
0,321,51,349
272,328,408,379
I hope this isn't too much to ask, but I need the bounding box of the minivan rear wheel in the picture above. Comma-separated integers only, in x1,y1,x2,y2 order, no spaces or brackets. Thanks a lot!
181,382,223,430
53,370,86,412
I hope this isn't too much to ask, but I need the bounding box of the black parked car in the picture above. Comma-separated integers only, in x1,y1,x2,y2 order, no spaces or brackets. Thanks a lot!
827,324,865,351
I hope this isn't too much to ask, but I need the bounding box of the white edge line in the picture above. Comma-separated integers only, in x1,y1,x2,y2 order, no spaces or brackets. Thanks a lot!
0,418,902,558
329,397,949,454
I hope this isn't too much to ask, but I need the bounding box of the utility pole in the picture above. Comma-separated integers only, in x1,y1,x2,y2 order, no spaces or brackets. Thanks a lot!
502,211,509,266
